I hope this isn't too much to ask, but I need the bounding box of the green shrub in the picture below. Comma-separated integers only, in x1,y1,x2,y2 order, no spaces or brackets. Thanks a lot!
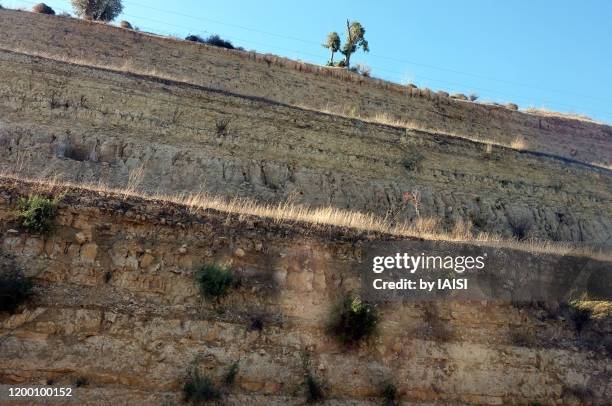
32,3,55,14
305,373,325,403
183,368,221,403
224,362,239,386
119,20,132,29
195,264,234,299
17,195,57,234
74,376,88,387
330,295,379,345
0,268,33,313
402,149,424,172
71,0,122,22
215,117,230,135
568,301,592,333
185,34,204,43
382,382,398,405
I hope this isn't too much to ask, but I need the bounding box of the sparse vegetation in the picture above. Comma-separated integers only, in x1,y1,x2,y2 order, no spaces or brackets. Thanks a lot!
506,102,519,110
185,34,237,50
323,20,368,68
32,3,55,15
5,175,607,262
305,373,325,403
183,368,221,403
204,34,235,50
74,376,89,387
402,149,424,172
118,20,132,29
510,136,526,150
195,264,234,299
568,300,592,333
17,195,58,234
352,63,371,77
382,382,398,405
185,34,204,43
468,93,479,102
224,362,239,386
322,32,341,65
508,214,532,240
329,295,379,345
0,268,33,313
71,0,123,22
450,93,468,100
215,117,230,135
249,315,264,331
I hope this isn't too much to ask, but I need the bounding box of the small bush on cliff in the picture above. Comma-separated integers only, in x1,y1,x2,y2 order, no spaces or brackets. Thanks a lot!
329,295,379,345
183,368,221,403
402,149,424,172
0,268,33,313
71,0,122,22
32,3,55,14
195,264,234,299
224,362,239,386
567,300,592,333
382,382,398,405
119,20,132,29
215,117,230,135
305,373,325,403
17,195,58,234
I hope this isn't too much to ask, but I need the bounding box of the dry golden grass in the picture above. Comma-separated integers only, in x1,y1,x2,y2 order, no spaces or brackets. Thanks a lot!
4,46,609,162
524,107,600,124
1,171,609,261
510,136,527,150
299,103,541,154
573,301,612,319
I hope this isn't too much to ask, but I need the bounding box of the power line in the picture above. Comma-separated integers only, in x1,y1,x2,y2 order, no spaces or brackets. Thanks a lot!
119,0,612,105
6,0,612,120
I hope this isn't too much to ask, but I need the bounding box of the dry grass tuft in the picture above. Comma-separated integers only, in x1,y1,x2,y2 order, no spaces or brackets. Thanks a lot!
510,136,527,150
524,107,599,124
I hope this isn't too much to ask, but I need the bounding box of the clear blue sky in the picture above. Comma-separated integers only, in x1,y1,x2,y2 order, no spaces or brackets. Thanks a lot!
6,0,612,122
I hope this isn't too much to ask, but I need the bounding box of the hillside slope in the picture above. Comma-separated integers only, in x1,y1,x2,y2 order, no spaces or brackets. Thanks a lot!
0,9,611,167
0,49,610,244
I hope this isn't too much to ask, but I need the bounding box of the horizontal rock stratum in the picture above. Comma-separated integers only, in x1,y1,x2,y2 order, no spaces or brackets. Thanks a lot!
0,178,610,405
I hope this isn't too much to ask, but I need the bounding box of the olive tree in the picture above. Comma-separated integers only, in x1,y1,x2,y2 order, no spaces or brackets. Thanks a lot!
71,0,123,21
322,32,341,65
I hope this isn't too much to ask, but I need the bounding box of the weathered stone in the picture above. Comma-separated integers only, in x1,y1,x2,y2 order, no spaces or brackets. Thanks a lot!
80,243,98,263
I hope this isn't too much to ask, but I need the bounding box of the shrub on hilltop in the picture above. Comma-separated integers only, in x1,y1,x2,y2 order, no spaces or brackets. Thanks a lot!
71,0,123,21
32,3,55,15
185,34,237,50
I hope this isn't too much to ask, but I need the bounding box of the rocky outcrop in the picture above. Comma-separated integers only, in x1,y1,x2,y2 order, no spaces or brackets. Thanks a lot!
0,51,610,244
0,179,610,405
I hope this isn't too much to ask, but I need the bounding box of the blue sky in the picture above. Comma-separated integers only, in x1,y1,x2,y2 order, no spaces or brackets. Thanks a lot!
6,0,612,122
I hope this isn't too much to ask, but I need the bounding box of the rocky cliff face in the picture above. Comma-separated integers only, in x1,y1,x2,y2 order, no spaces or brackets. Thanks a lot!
0,50,610,244
1,179,610,405
0,9,610,168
